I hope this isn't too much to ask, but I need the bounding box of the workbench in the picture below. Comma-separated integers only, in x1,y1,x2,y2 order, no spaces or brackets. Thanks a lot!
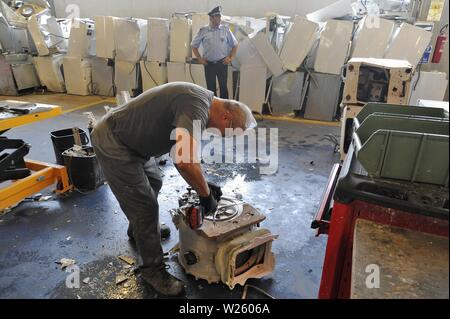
0,100,72,212
351,219,449,299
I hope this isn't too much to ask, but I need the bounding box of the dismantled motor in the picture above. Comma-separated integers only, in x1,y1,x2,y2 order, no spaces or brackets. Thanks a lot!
171,188,278,289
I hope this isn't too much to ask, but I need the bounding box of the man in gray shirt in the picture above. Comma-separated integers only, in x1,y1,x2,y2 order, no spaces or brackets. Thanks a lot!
91,82,256,296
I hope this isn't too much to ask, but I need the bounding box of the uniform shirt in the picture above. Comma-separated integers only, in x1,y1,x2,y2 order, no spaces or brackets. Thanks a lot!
191,24,238,62
106,82,214,159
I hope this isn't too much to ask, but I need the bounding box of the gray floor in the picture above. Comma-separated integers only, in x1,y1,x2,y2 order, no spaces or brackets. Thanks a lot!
0,103,340,299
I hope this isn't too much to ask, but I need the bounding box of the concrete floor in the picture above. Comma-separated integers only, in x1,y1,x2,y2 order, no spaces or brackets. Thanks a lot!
0,94,340,299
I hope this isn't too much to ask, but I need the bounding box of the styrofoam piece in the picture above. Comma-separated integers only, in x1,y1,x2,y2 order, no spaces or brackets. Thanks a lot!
114,60,138,96
239,65,267,114
314,19,353,75
306,0,353,23
185,63,207,88
384,23,432,68
409,72,448,105
91,57,114,96
167,61,186,82
250,32,284,77
279,16,318,72
169,16,192,62
140,60,168,91
63,56,92,96
114,18,147,63
33,54,65,92
28,12,67,56
271,72,305,114
94,16,115,59
67,19,95,58
147,18,169,62
351,16,394,59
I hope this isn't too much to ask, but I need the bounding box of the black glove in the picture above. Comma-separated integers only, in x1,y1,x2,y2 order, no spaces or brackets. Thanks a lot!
200,193,218,215
207,182,223,201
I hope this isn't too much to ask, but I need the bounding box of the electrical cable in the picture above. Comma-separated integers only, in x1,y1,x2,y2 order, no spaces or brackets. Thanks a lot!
143,60,159,87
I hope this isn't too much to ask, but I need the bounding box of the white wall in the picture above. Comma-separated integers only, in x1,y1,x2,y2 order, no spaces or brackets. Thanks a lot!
54,0,340,19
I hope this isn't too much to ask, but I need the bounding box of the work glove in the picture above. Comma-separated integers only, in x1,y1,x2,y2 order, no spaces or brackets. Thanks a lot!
207,182,223,201
200,193,218,215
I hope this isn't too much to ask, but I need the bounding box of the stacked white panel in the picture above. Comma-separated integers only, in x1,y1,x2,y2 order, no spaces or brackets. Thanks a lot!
314,20,353,75
140,61,168,91
33,54,66,92
239,65,266,113
147,18,169,62
114,18,147,63
250,32,284,77
114,60,139,96
185,63,207,88
351,16,394,59
384,23,432,69
63,56,93,96
94,16,115,59
169,16,192,62
279,16,318,72
167,61,187,82
67,19,96,58
92,57,114,96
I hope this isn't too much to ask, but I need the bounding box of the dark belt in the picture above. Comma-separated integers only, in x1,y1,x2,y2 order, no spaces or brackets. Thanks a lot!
207,58,226,64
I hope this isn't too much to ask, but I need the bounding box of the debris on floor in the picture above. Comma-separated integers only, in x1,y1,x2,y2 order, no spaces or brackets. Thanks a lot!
115,274,128,285
56,258,76,270
241,284,276,299
118,255,135,265
39,195,53,202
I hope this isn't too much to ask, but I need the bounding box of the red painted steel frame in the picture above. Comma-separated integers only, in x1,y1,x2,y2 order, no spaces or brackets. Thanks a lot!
318,199,449,299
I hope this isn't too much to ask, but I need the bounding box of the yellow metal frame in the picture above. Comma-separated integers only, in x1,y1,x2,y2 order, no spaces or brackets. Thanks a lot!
0,100,72,213
0,159,72,213
0,101,62,132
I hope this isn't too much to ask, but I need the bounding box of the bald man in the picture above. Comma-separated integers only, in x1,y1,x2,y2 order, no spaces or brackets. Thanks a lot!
91,82,255,296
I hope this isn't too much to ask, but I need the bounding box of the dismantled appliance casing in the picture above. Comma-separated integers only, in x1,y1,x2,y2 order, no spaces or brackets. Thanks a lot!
33,54,65,93
343,58,413,106
172,192,278,289
63,56,92,96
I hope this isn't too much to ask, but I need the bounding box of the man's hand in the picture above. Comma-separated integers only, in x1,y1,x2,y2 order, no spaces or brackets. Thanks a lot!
222,56,232,65
200,192,218,214
198,57,208,65
208,182,222,201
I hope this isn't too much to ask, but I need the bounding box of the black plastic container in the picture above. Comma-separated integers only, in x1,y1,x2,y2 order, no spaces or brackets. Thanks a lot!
62,146,104,191
50,128,89,165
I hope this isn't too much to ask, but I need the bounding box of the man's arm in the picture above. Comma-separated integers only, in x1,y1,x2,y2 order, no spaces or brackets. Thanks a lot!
223,30,238,65
172,128,209,197
191,29,208,65
192,47,208,65
225,45,238,64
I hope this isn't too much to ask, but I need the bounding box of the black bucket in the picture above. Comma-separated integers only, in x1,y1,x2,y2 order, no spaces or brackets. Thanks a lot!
62,146,104,191
50,128,89,165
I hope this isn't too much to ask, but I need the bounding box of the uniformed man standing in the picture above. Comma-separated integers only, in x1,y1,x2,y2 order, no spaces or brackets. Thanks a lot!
191,6,238,99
